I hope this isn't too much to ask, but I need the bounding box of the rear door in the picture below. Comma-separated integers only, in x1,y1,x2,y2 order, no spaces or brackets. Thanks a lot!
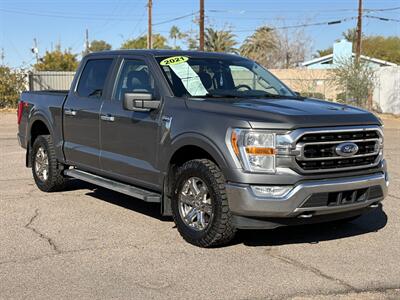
63,58,114,171
99,56,162,190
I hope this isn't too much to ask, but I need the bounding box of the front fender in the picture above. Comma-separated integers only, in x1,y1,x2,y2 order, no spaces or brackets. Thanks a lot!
163,132,233,174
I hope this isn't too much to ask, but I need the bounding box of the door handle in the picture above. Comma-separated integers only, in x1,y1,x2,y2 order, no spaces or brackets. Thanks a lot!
64,109,77,116
100,114,115,122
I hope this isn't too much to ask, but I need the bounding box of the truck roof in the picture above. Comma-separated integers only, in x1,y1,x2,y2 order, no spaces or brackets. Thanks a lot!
85,49,243,60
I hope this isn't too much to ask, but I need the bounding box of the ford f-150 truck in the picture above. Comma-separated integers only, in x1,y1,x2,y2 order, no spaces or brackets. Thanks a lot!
17,50,389,247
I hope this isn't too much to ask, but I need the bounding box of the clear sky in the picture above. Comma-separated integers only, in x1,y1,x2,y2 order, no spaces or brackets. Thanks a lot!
1,0,399,68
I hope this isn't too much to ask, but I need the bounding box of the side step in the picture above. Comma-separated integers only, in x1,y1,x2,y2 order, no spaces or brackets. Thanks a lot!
64,169,161,203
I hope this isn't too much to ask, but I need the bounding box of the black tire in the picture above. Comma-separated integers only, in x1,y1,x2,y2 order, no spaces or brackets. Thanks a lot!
31,135,67,192
171,159,236,247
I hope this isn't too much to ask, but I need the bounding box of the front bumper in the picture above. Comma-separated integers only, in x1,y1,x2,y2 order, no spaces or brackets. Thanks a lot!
226,171,388,221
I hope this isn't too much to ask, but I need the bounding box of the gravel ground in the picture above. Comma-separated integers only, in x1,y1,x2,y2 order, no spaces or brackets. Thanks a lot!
0,112,399,299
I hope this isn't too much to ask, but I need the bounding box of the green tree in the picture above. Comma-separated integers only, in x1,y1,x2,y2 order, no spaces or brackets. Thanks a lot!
204,28,238,53
317,31,400,64
0,66,26,108
240,26,279,67
89,40,112,52
331,58,376,109
169,26,186,49
34,46,78,71
342,28,358,46
121,34,170,49
317,47,333,57
361,36,400,65
184,30,199,50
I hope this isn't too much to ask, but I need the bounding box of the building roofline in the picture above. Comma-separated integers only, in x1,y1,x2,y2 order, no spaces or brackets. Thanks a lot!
302,52,397,67
301,54,333,67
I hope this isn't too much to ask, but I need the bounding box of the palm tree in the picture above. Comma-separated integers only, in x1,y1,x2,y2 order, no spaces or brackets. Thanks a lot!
169,26,186,49
204,28,238,53
240,26,279,67
342,28,357,44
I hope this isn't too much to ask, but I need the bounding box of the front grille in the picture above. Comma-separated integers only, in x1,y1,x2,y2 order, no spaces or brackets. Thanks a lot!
298,130,379,143
295,129,382,173
301,185,383,208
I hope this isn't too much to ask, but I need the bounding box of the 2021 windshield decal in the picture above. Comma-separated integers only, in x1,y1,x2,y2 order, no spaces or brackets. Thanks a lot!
160,56,208,96
160,56,189,66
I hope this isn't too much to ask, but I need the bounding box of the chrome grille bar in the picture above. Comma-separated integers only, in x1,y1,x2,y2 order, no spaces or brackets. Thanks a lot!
289,126,383,173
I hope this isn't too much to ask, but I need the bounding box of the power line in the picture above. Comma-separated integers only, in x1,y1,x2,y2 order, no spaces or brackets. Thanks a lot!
365,15,400,22
152,12,198,26
365,6,400,12
207,6,400,14
228,13,400,33
0,7,176,21
233,16,358,32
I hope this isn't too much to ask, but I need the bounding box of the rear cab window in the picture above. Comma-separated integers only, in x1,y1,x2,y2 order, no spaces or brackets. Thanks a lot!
76,59,113,98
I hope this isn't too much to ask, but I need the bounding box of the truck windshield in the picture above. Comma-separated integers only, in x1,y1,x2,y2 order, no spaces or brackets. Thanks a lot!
156,56,296,99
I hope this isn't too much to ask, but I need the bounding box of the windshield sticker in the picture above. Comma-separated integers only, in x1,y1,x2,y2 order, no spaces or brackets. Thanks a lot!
168,62,208,96
160,56,189,66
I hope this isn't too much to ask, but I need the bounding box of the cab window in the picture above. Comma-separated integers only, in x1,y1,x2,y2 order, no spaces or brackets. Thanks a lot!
114,59,156,101
76,59,113,98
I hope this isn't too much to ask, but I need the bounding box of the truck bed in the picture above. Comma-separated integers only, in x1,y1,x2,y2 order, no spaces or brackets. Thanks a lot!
18,91,68,158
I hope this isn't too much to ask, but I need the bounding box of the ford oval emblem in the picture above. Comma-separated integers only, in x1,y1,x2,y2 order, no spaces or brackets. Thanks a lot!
335,142,359,157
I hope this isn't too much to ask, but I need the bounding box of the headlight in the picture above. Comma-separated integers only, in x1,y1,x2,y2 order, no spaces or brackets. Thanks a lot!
230,129,279,173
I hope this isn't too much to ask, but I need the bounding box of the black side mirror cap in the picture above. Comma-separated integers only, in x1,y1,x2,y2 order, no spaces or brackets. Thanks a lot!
123,92,160,111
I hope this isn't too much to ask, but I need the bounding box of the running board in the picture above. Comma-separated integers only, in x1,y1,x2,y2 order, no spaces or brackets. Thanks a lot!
64,169,161,203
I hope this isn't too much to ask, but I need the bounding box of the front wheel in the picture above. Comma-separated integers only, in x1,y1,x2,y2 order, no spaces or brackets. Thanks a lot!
171,159,236,247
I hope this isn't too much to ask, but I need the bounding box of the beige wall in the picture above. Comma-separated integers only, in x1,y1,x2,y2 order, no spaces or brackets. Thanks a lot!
269,69,339,100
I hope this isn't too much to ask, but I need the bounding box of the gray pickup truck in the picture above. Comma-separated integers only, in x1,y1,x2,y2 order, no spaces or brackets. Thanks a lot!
18,50,388,247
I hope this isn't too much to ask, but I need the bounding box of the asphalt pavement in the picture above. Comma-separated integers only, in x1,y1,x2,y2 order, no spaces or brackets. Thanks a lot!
0,112,399,299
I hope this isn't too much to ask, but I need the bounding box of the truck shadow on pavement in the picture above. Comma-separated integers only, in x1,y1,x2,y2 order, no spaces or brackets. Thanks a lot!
65,180,171,221
65,179,388,247
233,206,388,247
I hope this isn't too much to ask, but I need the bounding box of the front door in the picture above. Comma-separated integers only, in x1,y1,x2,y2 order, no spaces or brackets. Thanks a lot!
63,58,113,171
100,57,162,190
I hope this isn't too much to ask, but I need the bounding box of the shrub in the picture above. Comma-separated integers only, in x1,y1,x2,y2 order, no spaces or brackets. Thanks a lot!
0,66,27,108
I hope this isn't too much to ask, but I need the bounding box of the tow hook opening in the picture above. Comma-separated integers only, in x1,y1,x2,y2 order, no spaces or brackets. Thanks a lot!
369,202,379,208
298,211,315,218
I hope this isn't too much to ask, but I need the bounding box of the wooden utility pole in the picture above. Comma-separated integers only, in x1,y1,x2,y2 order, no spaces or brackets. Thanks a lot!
85,29,90,54
0,48,4,66
199,0,205,51
355,0,363,63
147,0,153,49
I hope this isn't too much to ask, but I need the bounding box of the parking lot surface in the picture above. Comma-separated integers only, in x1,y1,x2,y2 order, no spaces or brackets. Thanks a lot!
1,112,399,299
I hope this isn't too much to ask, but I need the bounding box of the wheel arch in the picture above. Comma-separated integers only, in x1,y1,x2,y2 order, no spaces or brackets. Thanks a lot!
161,133,230,216
26,114,53,167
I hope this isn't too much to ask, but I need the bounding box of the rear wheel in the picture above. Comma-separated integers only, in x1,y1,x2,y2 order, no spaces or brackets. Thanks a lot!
171,159,236,247
31,135,67,192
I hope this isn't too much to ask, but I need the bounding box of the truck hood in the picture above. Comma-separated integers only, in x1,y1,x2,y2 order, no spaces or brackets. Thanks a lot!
185,97,381,129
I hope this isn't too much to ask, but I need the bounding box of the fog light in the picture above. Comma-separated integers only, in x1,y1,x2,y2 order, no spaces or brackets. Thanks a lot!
251,186,293,198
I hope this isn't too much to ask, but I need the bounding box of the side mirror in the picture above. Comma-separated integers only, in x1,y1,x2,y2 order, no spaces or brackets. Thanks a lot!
123,92,160,111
